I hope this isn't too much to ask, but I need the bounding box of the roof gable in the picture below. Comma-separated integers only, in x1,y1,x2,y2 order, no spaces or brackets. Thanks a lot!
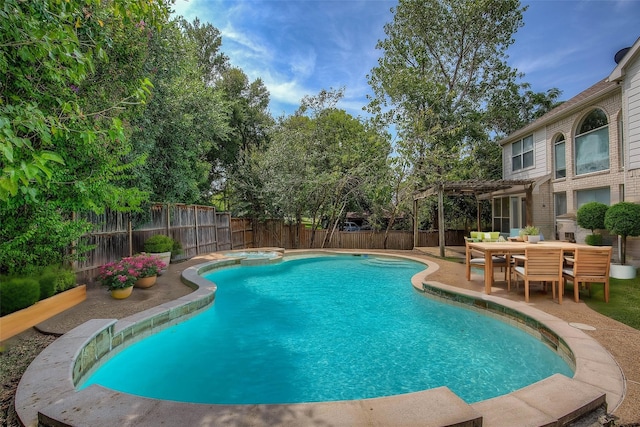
499,79,619,146
608,36,640,81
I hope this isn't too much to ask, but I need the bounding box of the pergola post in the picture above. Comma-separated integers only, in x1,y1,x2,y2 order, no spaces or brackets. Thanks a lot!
438,183,445,257
525,185,534,226
476,199,481,231
413,198,419,248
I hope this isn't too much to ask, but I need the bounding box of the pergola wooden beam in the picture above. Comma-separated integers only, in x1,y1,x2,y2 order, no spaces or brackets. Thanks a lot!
413,179,536,256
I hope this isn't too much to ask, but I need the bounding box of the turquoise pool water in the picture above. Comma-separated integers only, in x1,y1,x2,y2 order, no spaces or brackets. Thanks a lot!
80,254,573,404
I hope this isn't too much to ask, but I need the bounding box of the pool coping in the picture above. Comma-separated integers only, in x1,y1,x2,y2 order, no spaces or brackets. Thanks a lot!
15,249,624,427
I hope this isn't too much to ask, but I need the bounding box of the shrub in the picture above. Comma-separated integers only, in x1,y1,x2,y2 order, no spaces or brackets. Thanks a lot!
577,202,608,233
585,234,603,246
0,277,40,316
605,202,640,265
144,235,175,253
38,272,57,299
41,265,77,292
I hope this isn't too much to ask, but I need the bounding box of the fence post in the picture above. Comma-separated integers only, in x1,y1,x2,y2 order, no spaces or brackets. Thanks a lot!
128,217,133,256
194,205,199,255
214,211,219,251
165,203,170,236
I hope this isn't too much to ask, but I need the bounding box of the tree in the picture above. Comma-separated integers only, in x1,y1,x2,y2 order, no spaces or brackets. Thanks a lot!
0,0,168,204
0,0,171,274
486,83,563,138
129,20,232,204
604,202,640,265
232,89,391,247
577,201,608,245
179,17,229,86
367,0,526,188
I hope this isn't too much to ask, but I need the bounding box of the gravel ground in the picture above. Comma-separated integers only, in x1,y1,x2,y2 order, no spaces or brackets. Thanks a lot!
0,330,56,427
1,250,639,427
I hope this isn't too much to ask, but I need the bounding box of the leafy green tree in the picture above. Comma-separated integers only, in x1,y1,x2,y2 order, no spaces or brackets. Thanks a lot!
577,201,608,233
233,89,391,247
0,0,171,274
605,202,640,265
179,17,229,85
367,0,526,188
211,67,272,204
0,0,167,204
129,20,232,204
486,83,563,138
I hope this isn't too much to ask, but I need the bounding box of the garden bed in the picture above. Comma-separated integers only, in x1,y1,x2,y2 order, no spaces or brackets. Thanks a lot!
0,285,86,342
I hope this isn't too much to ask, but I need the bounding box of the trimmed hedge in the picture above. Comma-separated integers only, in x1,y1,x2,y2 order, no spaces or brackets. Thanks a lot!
144,235,175,253
38,272,57,299
0,277,40,316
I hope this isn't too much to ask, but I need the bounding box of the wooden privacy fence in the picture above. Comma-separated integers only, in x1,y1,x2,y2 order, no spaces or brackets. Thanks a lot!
76,211,464,283
253,220,465,250
75,204,253,283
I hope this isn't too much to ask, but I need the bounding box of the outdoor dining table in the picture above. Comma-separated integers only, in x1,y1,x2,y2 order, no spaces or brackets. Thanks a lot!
465,240,588,295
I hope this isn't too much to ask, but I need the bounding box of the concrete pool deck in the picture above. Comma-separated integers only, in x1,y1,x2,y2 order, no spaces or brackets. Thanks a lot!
15,249,639,426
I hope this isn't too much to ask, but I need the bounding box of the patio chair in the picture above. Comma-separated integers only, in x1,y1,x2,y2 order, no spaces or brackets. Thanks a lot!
513,247,564,303
465,240,509,285
562,247,612,303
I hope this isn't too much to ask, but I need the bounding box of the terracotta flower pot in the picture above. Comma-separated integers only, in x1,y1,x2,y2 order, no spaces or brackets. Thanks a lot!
110,286,133,299
135,275,157,288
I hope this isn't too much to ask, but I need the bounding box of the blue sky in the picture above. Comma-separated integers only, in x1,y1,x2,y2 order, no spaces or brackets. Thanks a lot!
172,0,640,119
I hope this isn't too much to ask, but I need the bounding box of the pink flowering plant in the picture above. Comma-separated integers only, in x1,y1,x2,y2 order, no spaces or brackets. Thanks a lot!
125,254,166,278
97,255,165,290
96,259,139,290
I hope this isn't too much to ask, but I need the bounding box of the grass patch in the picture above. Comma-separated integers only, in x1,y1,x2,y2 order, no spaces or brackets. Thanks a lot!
566,274,640,330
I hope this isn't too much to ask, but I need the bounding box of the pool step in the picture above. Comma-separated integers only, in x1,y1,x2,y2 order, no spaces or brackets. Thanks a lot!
472,374,607,427
363,257,414,268
37,385,482,427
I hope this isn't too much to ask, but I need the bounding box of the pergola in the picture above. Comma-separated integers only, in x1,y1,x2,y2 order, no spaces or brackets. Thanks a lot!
413,179,536,257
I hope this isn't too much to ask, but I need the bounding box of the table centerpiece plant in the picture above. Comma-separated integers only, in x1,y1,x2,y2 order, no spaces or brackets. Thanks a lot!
519,225,541,243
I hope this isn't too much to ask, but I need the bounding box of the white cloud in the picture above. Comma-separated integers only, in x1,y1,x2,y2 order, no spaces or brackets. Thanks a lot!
290,50,317,78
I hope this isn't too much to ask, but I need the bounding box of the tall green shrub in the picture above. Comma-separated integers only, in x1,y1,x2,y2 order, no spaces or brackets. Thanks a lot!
577,202,608,246
605,202,640,265
38,273,57,300
144,235,175,253
0,278,40,316
577,202,608,233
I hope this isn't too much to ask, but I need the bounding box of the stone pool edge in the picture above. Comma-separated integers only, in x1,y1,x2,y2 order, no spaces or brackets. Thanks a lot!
15,250,624,427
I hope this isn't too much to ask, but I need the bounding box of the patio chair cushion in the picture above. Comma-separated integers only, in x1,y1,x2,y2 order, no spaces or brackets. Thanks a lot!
470,256,507,265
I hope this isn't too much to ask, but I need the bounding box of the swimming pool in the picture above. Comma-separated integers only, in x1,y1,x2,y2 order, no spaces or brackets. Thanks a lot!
80,254,572,404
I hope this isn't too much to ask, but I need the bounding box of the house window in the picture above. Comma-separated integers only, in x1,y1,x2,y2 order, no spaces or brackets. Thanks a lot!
575,109,609,175
576,187,610,208
554,134,566,179
618,113,624,168
554,192,567,216
492,197,510,232
511,135,533,171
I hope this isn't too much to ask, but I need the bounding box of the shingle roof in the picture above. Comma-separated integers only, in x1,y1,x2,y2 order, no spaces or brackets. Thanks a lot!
499,78,620,146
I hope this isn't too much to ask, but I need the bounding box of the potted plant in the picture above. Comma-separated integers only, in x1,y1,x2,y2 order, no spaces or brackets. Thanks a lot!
576,201,608,246
143,235,180,272
96,259,138,299
125,254,166,288
519,225,540,243
604,201,640,279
